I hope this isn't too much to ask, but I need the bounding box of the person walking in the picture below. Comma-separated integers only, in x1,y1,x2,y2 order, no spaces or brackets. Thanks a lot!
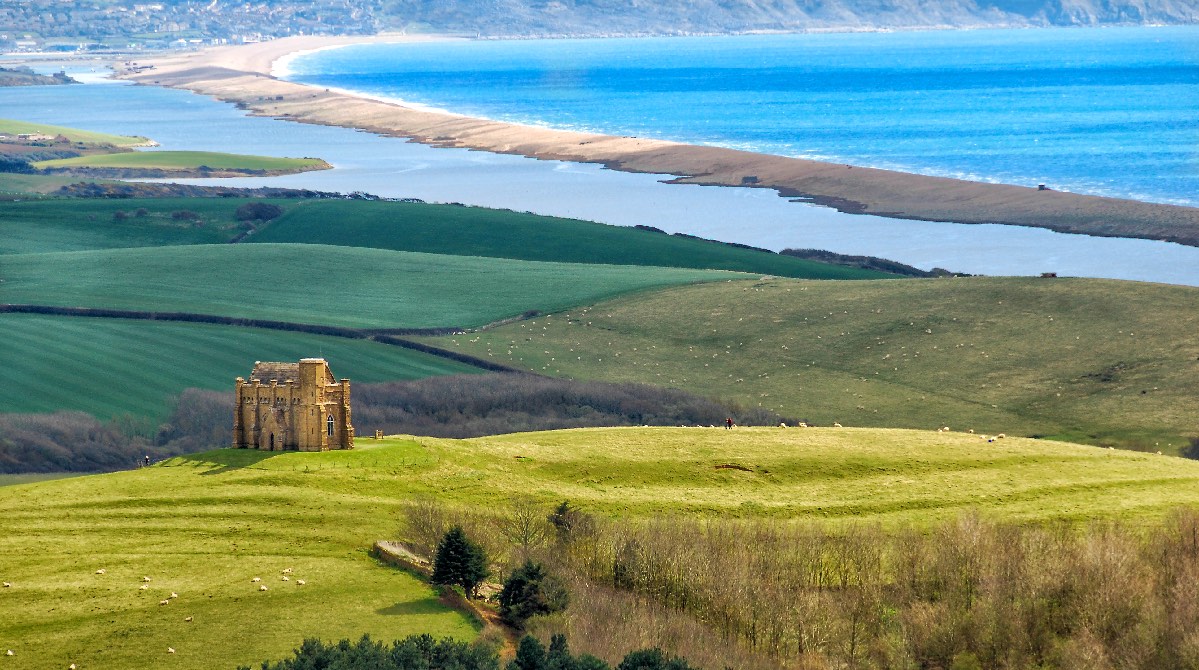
725,417,734,429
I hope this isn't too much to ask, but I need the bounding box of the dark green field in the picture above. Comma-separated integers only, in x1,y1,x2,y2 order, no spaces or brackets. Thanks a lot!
1,313,480,420
252,200,888,279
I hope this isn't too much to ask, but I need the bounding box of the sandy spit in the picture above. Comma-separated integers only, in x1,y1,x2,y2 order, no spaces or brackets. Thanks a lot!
117,35,1199,247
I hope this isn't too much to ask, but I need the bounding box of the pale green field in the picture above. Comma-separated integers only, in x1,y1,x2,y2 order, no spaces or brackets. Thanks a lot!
33,150,327,172
4,426,1199,668
0,118,149,146
1,243,743,329
427,277,1199,451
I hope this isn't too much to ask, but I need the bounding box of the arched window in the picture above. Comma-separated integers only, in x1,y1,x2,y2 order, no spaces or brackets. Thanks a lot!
327,415,334,437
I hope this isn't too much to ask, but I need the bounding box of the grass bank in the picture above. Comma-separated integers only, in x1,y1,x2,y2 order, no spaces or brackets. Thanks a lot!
33,150,329,174
426,276,1199,451
0,118,149,147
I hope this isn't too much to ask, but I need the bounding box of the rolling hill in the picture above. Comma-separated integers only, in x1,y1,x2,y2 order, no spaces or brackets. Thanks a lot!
3,426,1199,666
426,276,1199,452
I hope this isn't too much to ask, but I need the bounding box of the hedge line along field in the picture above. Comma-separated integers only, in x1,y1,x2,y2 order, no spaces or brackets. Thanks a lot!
427,276,1199,452
0,313,480,420
0,118,149,146
4,426,1199,667
32,150,328,172
251,199,889,280
0,243,743,329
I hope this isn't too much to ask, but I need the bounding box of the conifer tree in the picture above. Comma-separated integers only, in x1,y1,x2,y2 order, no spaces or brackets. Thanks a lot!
431,525,490,598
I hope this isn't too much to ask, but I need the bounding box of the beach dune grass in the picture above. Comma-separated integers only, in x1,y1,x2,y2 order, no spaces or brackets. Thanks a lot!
32,150,328,172
0,313,480,420
0,243,745,329
4,426,1199,667
0,118,150,147
427,276,1199,452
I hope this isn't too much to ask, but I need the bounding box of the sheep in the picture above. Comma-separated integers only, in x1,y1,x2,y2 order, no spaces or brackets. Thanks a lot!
968,429,975,434
169,592,178,599
159,599,170,606
70,664,76,669
296,580,306,585
2,582,10,588
282,568,293,574
282,576,290,582
168,648,175,654
5,650,12,656
779,422,788,428
251,577,261,583
797,422,808,428
184,616,193,623
95,569,106,575
259,585,268,592
833,422,843,428
139,584,149,591
996,433,1006,439
143,576,151,583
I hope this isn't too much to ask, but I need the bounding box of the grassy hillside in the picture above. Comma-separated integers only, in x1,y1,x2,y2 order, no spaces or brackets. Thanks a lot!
253,200,889,279
426,277,1199,451
0,243,741,329
1,314,480,420
0,196,887,278
3,426,1199,666
33,150,328,172
0,198,279,253
0,118,149,146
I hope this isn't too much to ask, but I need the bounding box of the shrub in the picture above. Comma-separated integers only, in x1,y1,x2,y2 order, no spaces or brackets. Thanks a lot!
171,210,199,221
238,633,500,670
499,560,569,626
431,525,489,598
1181,436,1199,460
235,201,283,222
112,210,129,221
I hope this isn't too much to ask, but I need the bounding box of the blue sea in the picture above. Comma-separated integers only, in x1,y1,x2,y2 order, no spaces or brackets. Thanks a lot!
286,27,1199,207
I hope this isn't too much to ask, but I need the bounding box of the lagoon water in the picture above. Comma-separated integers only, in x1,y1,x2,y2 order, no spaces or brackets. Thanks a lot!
3,61,1199,286
287,27,1199,207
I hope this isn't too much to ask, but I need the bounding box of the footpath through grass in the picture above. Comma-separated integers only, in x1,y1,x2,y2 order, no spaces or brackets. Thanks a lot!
427,276,1199,452
1,243,743,329
0,314,480,420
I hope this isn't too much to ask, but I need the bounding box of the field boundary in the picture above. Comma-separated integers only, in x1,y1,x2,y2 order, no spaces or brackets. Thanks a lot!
0,304,523,374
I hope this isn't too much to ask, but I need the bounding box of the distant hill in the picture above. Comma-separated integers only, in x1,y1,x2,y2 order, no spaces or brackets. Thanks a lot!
380,0,1198,35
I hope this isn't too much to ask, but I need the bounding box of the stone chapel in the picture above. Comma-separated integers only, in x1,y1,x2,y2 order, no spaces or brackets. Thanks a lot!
233,358,354,451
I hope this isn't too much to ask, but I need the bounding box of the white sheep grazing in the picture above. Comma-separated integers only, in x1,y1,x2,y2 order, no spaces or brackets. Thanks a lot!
184,616,193,623
282,576,290,582
797,422,808,428
95,569,106,575
169,592,178,599
996,433,1006,439
2,582,10,588
282,568,293,574
779,422,788,428
143,576,151,583
70,664,76,669
833,422,843,428
259,585,268,592
296,580,306,585
6,650,13,656
168,648,175,654
251,577,261,583
968,429,975,434
139,585,149,591
159,599,170,606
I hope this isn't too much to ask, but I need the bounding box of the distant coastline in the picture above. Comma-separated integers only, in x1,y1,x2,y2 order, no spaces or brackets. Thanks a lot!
118,34,1199,248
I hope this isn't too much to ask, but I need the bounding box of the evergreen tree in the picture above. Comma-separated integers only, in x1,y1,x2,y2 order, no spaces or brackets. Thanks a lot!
509,635,547,670
499,560,570,626
431,525,490,598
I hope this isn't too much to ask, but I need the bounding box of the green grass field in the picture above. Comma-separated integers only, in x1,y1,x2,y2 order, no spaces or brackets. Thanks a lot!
0,198,274,254
253,200,889,279
426,276,1199,452
33,150,328,172
3,426,1199,666
0,118,149,147
1,243,743,329
1,314,481,420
